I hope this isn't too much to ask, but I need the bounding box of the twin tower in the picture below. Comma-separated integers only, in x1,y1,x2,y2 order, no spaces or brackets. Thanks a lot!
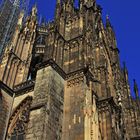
0,0,140,140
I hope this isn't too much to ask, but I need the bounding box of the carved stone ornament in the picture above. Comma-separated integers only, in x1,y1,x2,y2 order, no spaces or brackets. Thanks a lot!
8,96,33,136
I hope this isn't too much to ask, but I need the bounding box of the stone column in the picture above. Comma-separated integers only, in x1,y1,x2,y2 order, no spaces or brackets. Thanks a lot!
62,72,101,140
62,74,86,140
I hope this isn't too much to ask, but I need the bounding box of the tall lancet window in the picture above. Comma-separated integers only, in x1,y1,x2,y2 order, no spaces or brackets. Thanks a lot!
7,96,33,140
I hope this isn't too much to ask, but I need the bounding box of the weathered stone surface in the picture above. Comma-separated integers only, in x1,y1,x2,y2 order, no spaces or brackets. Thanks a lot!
62,74,101,140
25,66,64,140
0,89,12,140
12,91,34,110
0,0,140,139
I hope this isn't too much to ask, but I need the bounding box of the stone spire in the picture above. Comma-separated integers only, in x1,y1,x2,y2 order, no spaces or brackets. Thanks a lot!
82,0,96,8
55,0,62,19
134,79,139,99
122,62,132,103
57,0,61,4
106,15,112,28
63,0,74,13
123,62,128,81
22,4,37,38
31,4,37,17
106,15,117,48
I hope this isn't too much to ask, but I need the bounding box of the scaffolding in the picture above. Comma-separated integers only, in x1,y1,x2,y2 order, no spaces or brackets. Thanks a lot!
0,0,30,60
0,0,13,54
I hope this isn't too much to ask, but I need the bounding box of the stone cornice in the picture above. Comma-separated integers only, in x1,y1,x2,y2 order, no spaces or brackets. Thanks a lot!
0,59,100,97
0,81,14,97
36,59,67,79
97,97,120,112
0,80,35,97
36,59,100,83
14,80,35,96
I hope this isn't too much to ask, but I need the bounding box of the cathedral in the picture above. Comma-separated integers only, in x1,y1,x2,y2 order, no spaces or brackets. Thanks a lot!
0,0,140,140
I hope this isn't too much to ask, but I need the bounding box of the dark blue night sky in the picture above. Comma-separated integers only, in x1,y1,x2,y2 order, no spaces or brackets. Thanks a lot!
30,0,140,96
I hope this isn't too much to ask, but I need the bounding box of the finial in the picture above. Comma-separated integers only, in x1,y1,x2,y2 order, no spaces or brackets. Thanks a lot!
31,3,37,16
123,62,128,74
57,0,61,4
17,11,24,27
106,14,109,19
106,14,112,28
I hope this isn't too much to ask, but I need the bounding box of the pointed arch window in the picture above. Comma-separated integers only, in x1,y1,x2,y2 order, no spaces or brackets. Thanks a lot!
7,96,33,140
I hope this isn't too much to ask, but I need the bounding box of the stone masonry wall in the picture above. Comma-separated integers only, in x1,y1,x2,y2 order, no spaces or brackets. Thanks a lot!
0,89,12,140
62,74,101,140
25,66,64,140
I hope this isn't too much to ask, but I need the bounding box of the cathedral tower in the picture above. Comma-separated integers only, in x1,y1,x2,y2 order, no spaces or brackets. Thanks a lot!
0,0,139,140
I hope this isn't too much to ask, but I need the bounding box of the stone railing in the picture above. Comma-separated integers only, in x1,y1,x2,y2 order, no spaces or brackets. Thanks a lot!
14,80,35,94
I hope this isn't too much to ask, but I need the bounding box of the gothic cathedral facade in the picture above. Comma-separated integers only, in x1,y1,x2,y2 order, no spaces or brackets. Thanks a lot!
0,0,140,140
